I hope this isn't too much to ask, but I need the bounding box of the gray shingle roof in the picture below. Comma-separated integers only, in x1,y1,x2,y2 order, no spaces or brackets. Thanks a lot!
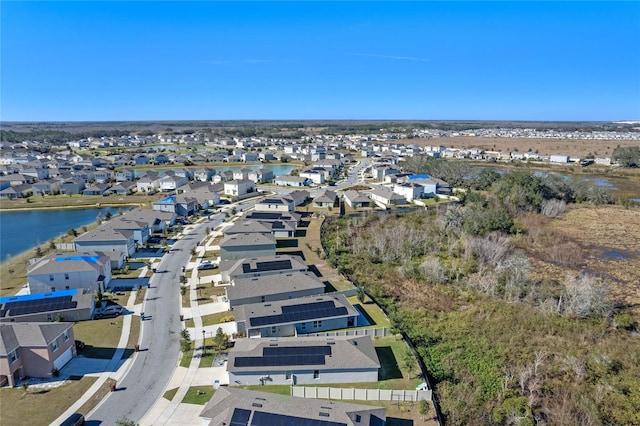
200,387,386,426
227,334,380,373
0,322,74,355
227,271,325,301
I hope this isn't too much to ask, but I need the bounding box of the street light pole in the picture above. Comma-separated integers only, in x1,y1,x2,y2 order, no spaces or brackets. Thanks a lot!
202,329,206,356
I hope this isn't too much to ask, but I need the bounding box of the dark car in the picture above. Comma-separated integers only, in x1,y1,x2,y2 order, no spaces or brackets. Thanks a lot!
75,340,85,351
59,413,85,426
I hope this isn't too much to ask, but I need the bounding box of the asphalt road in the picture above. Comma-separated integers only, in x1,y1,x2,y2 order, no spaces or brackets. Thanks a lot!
87,214,225,425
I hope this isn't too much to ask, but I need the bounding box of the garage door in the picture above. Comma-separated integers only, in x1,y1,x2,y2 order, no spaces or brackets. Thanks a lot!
54,346,74,371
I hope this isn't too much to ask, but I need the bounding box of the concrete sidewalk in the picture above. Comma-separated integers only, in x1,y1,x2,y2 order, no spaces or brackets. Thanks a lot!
50,287,142,426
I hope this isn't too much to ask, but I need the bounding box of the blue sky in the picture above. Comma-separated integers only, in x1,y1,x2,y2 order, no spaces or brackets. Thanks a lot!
1,1,639,121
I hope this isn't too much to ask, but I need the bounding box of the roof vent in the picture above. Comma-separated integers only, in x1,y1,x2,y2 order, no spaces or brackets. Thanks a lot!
319,412,330,417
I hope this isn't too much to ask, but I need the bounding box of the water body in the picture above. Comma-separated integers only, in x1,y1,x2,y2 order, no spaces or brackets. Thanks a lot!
133,164,296,177
0,207,128,261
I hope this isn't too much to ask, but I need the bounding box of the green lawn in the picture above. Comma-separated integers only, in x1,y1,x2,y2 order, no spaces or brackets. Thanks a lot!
185,311,234,328
73,317,125,359
179,341,194,368
240,385,292,396
181,386,216,404
163,387,179,401
348,295,391,328
0,377,97,426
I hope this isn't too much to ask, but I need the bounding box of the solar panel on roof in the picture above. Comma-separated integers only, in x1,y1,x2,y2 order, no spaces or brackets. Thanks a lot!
230,408,251,426
5,295,76,317
262,345,331,357
249,300,349,327
241,259,292,274
234,354,326,367
251,411,347,426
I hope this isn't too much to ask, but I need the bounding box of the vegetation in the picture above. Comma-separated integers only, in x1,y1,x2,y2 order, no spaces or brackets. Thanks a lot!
612,145,640,167
321,170,640,425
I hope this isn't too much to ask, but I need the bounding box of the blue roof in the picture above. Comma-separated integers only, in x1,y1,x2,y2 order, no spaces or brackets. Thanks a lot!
0,288,77,304
408,174,430,180
55,255,100,264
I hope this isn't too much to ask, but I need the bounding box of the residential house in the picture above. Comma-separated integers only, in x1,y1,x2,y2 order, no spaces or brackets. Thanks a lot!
248,168,274,184
82,183,111,196
234,293,359,338
212,170,234,183
253,197,294,213
159,174,188,192
0,322,77,387
232,168,253,181
369,187,406,207
242,152,259,162
115,169,135,182
392,182,423,202
285,189,311,206
312,190,338,208
27,252,112,294
343,190,372,209
219,254,308,282
300,169,326,185
107,180,136,195
59,179,86,195
227,335,379,385
220,233,277,261
193,168,216,182
224,221,273,236
0,289,95,324
31,179,61,196
223,179,256,197
93,169,114,183
226,271,325,308
274,176,310,187
136,172,161,193
74,227,136,256
199,387,386,426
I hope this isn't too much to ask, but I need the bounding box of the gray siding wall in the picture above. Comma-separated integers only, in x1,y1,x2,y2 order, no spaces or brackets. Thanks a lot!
220,246,276,261
229,288,322,309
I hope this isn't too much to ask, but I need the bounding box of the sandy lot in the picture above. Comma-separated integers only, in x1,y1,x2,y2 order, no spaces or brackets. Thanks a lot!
404,136,639,158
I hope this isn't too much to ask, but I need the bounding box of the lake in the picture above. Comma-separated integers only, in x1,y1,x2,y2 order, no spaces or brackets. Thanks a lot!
0,207,128,261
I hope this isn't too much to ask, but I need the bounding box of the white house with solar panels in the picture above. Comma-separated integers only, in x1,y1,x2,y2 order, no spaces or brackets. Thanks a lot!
227,335,380,386
233,293,358,338
27,252,112,294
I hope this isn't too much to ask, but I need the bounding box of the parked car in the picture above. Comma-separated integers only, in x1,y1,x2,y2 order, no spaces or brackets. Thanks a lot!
96,305,123,318
59,412,85,426
197,262,217,271
75,340,85,351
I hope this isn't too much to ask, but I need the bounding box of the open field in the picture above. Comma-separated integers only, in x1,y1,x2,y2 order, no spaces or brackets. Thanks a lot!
514,205,640,317
406,136,640,158
533,206,640,315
